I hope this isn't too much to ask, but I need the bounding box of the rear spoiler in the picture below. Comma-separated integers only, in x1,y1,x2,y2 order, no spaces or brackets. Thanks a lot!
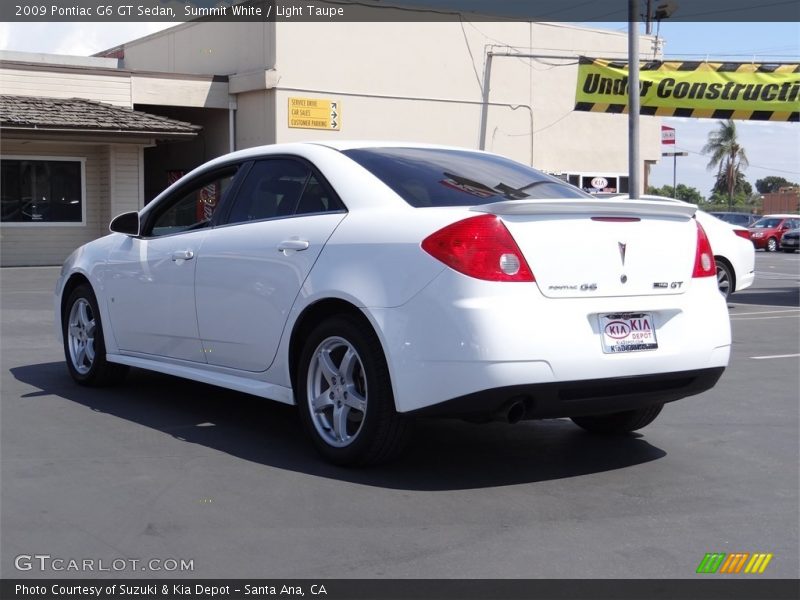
471,198,697,220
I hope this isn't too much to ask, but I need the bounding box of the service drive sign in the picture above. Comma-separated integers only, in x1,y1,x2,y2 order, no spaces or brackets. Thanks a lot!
661,125,676,145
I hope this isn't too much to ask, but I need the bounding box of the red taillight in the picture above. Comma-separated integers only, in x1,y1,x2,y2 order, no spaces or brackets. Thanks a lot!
421,214,534,282
733,229,751,240
693,221,716,278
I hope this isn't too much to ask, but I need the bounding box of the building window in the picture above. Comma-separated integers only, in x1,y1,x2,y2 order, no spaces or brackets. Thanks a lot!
1,157,85,224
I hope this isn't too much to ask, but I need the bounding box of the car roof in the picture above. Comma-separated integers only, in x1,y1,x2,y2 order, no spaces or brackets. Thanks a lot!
759,214,800,219
189,141,498,173
310,140,489,152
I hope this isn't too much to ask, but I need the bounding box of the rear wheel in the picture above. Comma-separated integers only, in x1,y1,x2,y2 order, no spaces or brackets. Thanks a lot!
715,258,733,300
766,237,778,252
63,284,128,386
571,404,663,434
296,314,410,466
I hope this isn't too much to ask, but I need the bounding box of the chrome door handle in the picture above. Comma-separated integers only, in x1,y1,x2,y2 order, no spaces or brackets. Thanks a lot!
171,250,195,261
277,239,310,252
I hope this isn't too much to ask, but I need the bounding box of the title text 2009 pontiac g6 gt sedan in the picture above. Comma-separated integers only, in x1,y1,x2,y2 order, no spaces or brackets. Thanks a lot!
56,142,731,465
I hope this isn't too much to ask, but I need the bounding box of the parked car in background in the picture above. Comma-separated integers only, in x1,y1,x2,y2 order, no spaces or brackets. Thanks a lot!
749,215,800,252
780,228,799,253
56,143,731,465
709,211,759,228
617,196,755,300
696,212,756,300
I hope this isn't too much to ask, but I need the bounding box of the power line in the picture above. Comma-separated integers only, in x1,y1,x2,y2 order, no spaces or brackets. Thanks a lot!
672,145,800,176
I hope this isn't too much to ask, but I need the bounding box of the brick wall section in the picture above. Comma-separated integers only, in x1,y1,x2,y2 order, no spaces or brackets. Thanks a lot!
762,192,800,215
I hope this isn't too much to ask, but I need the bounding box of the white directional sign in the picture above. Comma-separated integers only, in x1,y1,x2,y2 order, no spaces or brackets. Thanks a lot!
288,97,341,131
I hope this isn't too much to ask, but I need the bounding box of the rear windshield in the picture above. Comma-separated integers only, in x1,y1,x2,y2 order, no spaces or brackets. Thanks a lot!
342,147,590,207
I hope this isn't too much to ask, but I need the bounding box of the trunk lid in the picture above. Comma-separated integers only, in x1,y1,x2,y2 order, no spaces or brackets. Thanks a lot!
473,198,698,298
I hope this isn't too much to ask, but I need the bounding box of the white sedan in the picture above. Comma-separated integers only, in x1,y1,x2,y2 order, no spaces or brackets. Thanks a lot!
56,142,731,465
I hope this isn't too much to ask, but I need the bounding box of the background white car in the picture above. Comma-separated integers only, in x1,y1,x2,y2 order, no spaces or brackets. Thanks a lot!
56,143,731,465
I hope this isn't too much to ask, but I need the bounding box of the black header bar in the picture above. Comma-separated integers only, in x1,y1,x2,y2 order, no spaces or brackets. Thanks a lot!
2,579,799,600
3,0,799,23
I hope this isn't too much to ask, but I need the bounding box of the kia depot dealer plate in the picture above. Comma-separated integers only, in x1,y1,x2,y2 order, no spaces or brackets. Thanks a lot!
599,313,658,353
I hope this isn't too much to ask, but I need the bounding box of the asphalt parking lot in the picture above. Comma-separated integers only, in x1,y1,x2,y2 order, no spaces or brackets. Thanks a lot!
1,252,798,580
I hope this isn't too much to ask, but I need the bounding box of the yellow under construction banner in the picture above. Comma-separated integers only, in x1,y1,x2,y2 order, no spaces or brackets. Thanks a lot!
575,57,799,121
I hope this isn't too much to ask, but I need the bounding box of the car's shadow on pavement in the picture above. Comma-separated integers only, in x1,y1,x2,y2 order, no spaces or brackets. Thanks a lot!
11,362,667,491
728,286,799,309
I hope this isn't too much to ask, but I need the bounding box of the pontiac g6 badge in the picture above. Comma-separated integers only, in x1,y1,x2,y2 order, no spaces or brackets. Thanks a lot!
618,242,627,266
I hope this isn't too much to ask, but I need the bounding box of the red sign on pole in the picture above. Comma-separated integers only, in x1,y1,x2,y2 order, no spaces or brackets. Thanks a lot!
661,125,676,145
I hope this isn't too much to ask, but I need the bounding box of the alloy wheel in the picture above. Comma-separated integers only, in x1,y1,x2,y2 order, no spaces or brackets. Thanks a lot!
67,298,96,375
716,264,731,299
306,336,368,448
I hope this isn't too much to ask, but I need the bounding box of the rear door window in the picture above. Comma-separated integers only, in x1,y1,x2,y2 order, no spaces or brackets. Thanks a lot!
226,159,310,224
225,159,344,224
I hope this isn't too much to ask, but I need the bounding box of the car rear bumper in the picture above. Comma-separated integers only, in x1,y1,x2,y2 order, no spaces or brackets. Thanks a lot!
781,238,798,249
369,270,731,414
408,367,725,419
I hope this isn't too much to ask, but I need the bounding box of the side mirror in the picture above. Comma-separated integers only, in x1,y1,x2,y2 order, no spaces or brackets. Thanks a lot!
109,211,140,236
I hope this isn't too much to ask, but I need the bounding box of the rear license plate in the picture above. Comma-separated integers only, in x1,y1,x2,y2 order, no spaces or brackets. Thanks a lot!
599,313,658,353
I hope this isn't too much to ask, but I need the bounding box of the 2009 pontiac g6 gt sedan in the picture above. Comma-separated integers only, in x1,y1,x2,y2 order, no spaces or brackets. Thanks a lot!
55,142,731,465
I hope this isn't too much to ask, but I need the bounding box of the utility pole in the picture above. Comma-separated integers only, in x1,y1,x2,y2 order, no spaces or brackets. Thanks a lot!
628,0,641,199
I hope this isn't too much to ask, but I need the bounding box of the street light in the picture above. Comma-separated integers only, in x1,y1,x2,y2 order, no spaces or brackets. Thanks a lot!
661,151,688,198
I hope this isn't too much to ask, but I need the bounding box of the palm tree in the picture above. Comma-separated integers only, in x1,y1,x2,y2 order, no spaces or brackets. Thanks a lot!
702,119,749,209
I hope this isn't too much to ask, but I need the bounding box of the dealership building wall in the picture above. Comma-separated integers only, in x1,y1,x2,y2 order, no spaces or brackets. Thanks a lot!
0,54,221,266
0,56,144,266
2,16,662,267
113,18,662,179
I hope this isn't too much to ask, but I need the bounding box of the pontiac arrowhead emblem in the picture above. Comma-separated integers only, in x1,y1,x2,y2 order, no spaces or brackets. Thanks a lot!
618,242,627,266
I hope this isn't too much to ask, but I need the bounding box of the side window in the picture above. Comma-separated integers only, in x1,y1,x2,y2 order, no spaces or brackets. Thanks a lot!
227,159,310,225
150,169,237,237
295,174,339,215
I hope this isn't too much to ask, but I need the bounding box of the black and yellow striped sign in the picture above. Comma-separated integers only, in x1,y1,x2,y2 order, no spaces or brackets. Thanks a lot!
575,57,799,121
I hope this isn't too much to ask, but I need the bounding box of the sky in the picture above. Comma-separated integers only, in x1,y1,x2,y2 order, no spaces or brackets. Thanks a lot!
0,19,798,198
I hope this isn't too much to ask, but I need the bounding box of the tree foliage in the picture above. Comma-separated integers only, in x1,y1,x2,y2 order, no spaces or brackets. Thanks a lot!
712,170,752,198
755,176,798,194
702,119,749,206
647,183,705,204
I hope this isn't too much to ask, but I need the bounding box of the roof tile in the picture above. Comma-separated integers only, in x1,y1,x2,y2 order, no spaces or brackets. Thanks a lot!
0,95,201,135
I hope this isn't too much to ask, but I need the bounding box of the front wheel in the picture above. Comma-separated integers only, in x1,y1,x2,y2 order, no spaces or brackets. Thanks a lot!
766,237,778,252
296,315,410,466
571,404,663,434
62,284,128,386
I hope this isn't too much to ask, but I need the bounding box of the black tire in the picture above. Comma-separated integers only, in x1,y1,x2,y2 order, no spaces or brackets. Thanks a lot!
571,404,663,434
715,258,734,300
62,284,128,386
296,314,410,466
766,237,778,252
